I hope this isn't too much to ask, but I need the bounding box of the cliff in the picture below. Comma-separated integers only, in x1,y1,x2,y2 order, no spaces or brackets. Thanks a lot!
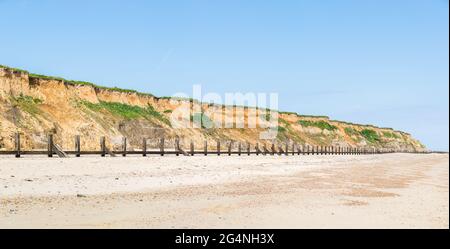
0,65,426,152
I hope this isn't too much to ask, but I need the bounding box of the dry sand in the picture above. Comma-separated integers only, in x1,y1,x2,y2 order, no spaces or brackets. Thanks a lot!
0,153,448,228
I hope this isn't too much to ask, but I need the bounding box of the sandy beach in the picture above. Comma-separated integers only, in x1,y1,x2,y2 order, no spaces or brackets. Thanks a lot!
0,153,448,228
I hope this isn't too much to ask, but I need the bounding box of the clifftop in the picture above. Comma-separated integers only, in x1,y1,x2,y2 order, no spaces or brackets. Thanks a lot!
0,65,425,151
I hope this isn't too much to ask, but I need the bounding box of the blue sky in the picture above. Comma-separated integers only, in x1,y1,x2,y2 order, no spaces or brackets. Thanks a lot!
0,0,448,150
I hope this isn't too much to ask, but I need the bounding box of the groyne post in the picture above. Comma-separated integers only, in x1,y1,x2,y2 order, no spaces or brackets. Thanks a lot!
122,137,127,157
160,137,165,156
100,136,106,157
75,135,80,157
15,133,20,158
142,138,147,157
47,134,53,157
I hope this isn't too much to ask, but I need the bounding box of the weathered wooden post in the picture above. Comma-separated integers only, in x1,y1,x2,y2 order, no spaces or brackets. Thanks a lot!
271,143,275,156
306,145,309,155
100,136,106,157
190,140,194,156
175,137,180,156
204,140,208,156
285,141,289,156
122,137,127,157
228,141,233,156
256,142,260,156
47,134,53,157
247,142,251,156
15,133,21,158
238,142,241,156
14,133,21,158
217,140,221,156
292,143,295,156
160,137,165,156
142,138,147,157
75,135,80,157
277,144,282,156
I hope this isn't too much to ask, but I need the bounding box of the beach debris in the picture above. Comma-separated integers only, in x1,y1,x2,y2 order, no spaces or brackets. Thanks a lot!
76,194,87,198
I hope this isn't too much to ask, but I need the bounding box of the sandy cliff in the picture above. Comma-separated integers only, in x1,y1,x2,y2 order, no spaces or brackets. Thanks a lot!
0,65,425,152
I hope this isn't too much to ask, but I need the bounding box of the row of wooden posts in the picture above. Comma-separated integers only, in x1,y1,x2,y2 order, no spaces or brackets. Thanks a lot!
5,133,410,158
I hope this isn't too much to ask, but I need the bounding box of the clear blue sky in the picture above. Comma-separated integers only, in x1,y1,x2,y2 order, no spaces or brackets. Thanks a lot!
0,0,448,150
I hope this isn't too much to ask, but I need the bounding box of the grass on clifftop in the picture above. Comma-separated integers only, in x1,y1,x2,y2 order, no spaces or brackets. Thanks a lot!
0,65,153,97
298,120,337,131
81,100,169,124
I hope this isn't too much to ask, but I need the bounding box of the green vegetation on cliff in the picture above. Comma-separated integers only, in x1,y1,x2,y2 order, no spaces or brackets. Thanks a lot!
298,120,337,131
11,94,43,116
382,131,400,139
192,112,214,129
344,127,359,136
80,100,169,124
360,129,380,143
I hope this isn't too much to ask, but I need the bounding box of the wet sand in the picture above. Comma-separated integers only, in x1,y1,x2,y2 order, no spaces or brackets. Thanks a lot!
0,153,448,228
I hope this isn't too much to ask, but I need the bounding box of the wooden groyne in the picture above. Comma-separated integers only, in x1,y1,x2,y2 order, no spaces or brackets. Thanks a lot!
0,133,435,158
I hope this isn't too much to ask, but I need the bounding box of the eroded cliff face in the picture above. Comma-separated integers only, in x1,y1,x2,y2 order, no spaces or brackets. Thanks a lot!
0,66,426,152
